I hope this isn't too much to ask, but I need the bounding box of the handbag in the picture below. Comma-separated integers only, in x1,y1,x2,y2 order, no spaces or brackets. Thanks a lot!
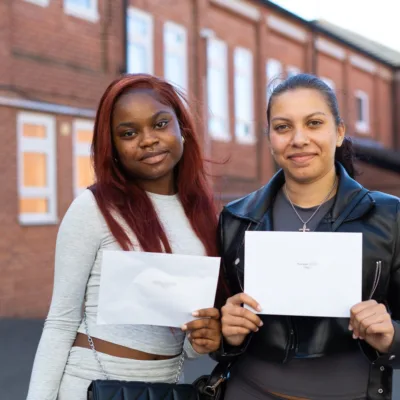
84,313,230,400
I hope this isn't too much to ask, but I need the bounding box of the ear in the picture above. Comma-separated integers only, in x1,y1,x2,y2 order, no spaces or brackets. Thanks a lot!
336,122,345,147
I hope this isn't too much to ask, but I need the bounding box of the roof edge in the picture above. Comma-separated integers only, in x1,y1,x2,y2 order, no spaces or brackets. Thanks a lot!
257,0,398,69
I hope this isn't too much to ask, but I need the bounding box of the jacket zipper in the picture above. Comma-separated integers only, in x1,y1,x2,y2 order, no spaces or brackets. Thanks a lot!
235,221,254,291
368,260,382,300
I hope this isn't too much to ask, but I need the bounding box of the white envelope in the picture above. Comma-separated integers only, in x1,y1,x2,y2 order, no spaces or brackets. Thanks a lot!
97,251,221,327
244,231,362,318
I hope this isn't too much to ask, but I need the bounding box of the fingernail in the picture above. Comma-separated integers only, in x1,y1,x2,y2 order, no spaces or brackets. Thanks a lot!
256,305,262,312
348,324,353,331
353,333,358,339
256,328,259,332
259,321,264,327
181,324,187,331
192,311,199,317
359,336,364,340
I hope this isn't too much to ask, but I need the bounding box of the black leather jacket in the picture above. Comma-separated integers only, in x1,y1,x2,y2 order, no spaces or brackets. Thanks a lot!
216,164,400,400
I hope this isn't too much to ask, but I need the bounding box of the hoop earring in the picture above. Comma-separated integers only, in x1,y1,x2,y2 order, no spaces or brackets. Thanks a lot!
182,136,185,144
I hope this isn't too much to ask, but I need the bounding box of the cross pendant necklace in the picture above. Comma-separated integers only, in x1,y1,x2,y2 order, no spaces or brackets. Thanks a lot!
300,223,310,232
284,176,338,233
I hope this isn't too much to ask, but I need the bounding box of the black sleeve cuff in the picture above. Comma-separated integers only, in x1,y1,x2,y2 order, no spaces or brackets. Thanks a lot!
210,333,253,362
362,320,400,368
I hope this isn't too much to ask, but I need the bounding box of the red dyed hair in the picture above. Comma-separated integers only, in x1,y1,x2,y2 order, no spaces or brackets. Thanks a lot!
91,74,218,257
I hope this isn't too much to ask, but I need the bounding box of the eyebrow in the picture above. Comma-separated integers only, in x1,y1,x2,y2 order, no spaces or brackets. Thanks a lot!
271,112,327,123
116,110,172,129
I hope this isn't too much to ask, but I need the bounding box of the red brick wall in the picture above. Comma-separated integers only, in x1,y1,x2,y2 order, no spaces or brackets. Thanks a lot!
316,52,345,111
347,63,375,137
267,31,306,73
0,107,84,317
0,1,11,88
9,0,123,107
376,77,394,148
208,4,259,183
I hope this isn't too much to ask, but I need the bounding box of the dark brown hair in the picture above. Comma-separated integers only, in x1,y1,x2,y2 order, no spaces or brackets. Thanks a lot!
267,73,357,178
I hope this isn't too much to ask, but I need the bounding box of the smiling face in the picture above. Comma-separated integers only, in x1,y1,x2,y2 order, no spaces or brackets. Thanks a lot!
268,88,345,184
111,88,184,193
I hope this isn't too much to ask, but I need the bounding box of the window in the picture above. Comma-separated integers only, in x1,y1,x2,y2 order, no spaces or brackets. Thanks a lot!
17,113,57,225
287,66,301,78
127,8,154,74
207,38,230,141
164,22,188,93
355,90,369,133
64,0,99,22
73,120,95,197
266,59,282,101
321,77,336,92
25,0,50,6
234,47,255,144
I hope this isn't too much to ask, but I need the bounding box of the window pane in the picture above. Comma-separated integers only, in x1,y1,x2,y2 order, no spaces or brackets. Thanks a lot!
131,15,148,37
127,43,147,74
287,67,300,78
77,156,94,189
23,153,47,187
235,75,251,121
356,97,364,121
321,77,335,92
208,68,225,116
165,29,184,47
19,198,48,214
267,59,282,82
165,53,183,89
208,117,226,138
23,124,46,139
76,129,93,144
66,0,91,8
236,122,251,138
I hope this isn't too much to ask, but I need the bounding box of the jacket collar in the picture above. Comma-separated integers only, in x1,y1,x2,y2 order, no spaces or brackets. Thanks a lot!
225,163,375,224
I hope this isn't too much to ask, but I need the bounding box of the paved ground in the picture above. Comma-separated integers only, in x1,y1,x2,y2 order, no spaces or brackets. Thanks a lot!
0,318,216,399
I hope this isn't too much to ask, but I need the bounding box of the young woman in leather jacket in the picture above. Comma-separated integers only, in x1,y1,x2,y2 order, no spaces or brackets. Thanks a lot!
216,74,400,400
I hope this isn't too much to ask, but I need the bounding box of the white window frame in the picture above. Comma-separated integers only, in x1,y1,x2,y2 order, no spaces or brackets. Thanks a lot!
321,77,336,92
17,112,57,225
287,65,301,78
164,21,188,93
73,119,94,198
64,0,99,22
266,59,282,101
355,90,369,134
207,38,230,142
25,0,50,6
127,8,154,74
234,47,255,145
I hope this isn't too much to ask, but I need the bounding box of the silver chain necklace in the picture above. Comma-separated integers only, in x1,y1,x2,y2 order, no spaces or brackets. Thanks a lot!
284,177,338,232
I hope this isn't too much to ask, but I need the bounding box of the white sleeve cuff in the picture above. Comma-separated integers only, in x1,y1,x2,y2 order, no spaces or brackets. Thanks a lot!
183,335,203,359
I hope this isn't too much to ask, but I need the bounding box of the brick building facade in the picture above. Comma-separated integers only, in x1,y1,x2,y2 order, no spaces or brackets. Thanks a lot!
1,0,399,318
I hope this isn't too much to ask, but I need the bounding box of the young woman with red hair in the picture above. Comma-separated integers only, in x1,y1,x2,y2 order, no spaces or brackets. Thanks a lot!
27,74,221,400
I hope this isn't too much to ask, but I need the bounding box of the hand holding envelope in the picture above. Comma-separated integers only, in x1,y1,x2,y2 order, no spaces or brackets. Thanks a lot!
222,231,365,347
97,251,221,329
182,307,222,354
221,292,263,347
